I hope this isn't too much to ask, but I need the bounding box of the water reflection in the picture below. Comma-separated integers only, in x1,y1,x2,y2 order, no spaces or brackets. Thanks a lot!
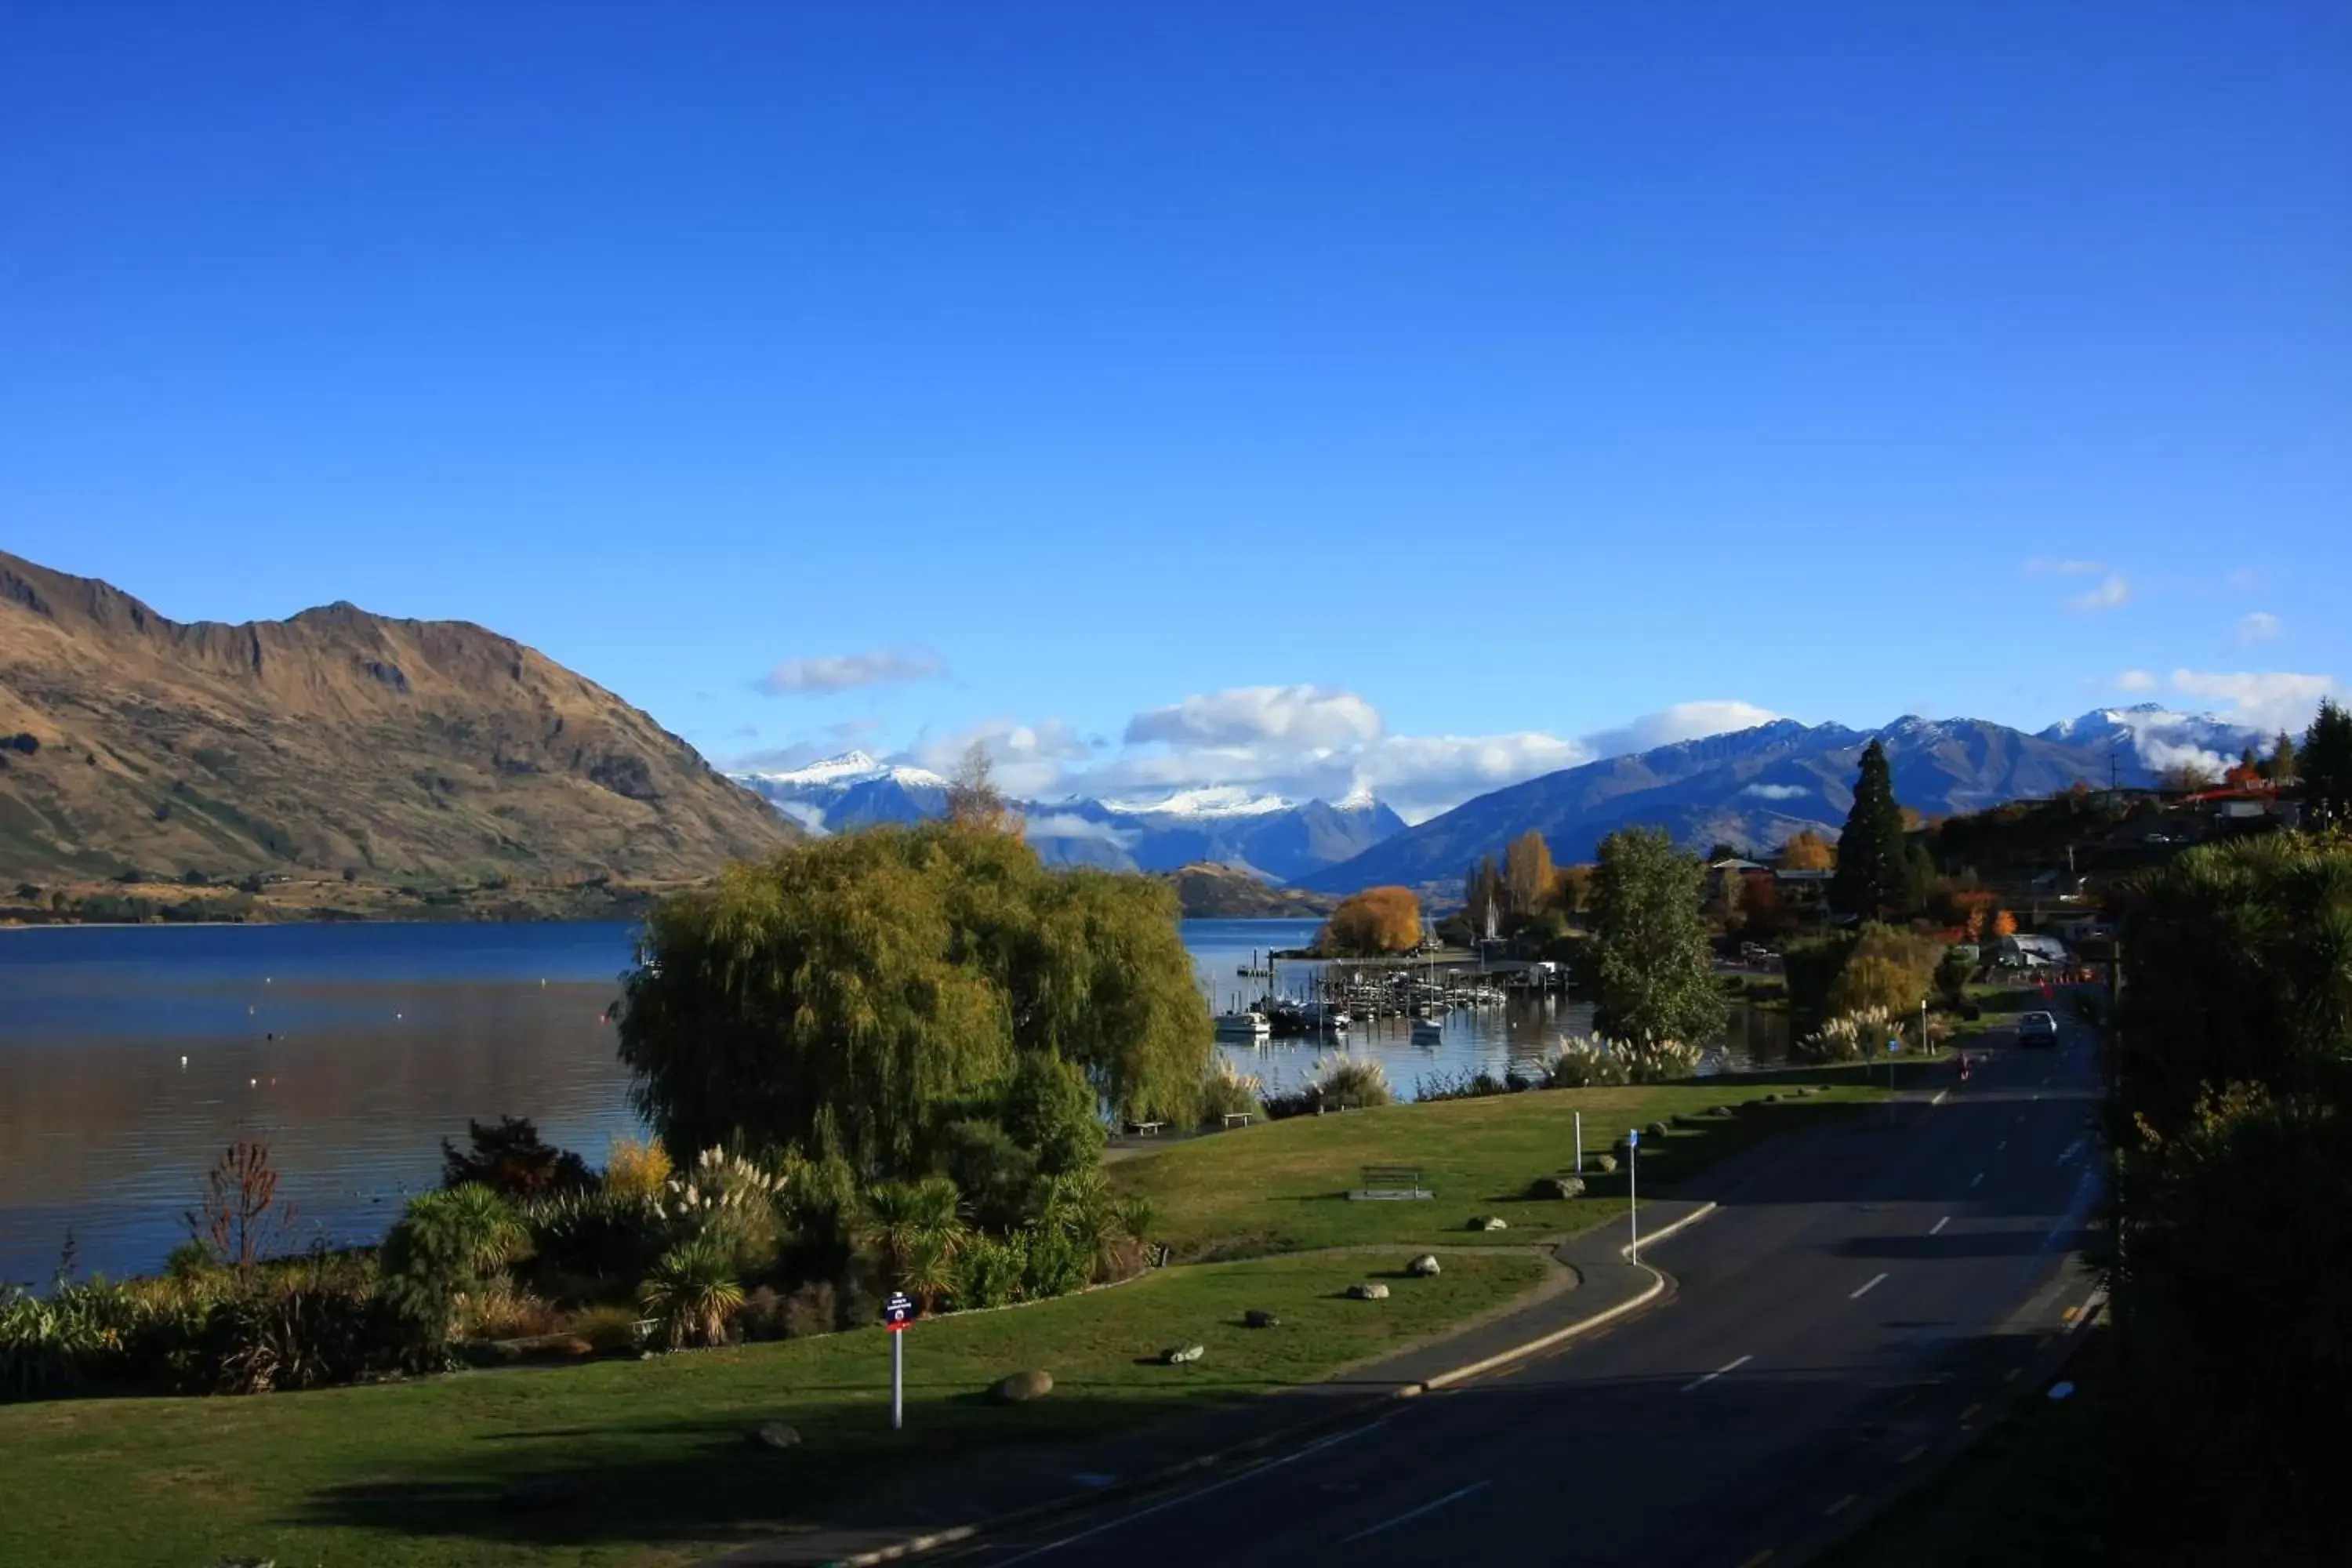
2,917,1788,1285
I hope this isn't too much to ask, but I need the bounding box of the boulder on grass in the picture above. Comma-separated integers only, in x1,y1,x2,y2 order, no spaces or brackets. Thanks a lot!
1647,1121,1671,1140
1408,1254,1442,1277
990,1369,1054,1403
1244,1309,1281,1329
1348,1282,1391,1301
1471,1215,1508,1232
1161,1344,1205,1366
1589,1154,1618,1174
747,1422,801,1450
1527,1174,1585,1200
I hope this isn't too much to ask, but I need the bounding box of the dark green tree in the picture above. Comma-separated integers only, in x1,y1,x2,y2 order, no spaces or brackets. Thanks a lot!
2302,699,2352,826
615,824,1210,1174
1588,827,1727,1049
1828,739,1907,919
2270,730,2299,784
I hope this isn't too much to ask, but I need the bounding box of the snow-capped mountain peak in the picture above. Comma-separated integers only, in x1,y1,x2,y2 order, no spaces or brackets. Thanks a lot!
740,750,949,790
1097,785,1296,819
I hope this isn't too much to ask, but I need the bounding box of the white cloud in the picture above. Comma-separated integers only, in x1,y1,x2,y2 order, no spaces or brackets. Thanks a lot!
2024,557,2107,578
756,648,946,695
1123,684,1383,751
902,717,1089,798
2165,670,2336,733
1020,812,1142,849
2233,612,2281,648
2114,670,2161,693
2063,575,2131,613
1582,701,1784,758
1740,782,1809,800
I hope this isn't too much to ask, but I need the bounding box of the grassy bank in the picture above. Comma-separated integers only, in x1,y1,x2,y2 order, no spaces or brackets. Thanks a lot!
1112,1078,1885,1258
0,1250,1545,1568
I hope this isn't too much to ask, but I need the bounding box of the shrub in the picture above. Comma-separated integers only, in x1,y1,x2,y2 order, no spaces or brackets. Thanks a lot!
931,1119,1039,1233
1796,1006,1896,1063
377,1185,528,1341
458,1279,560,1341
1000,1052,1107,1175
954,1233,1028,1310
196,1276,410,1394
1021,1225,1092,1300
567,1301,645,1354
0,1285,123,1400
1198,1061,1266,1126
637,1237,745,1349
735,1284,788,1341
1414,1068,1507,1102
1308,1053,1392,1109
1546,1036,1631,1089
519,1186,665,1290
602,1135,672,1203
781,1279,838,1338
441,1116,593,1199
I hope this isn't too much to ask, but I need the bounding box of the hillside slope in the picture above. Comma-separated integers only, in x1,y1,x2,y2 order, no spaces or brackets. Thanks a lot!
0,550,794,886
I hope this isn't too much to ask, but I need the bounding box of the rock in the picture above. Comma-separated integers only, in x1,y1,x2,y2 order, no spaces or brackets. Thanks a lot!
991,1369,1055,1403
1470,1215,1508,1232
1161,1344,1205,1366
1762,1093,1781,1103
1647,1121,1671,1140
1348,1282,1391,1301
1588,1154,1618,1174
1408,1254,1441,1277
747,1422,801,1450
1527,1174,1585,1200
1244,1309,1281,1329
501,1475,588,1512
1708,1105,1735,1118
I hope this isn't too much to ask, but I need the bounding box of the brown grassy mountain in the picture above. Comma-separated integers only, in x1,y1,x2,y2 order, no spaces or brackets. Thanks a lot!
0,550,795,888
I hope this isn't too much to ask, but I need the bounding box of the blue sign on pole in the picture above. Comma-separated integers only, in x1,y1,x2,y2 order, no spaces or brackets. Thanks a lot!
1628,1128,1640,1147
1888,1037,1901,1054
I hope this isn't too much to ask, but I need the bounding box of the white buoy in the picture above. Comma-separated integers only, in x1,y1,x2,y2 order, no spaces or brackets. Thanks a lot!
180,1054,188,1068
249,1077,258,1087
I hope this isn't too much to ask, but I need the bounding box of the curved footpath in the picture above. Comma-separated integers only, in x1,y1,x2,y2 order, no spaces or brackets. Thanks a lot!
724,1025,2104,1568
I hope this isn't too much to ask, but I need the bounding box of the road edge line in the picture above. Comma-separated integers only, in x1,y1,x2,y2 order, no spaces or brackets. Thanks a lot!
780,1207,1716,1566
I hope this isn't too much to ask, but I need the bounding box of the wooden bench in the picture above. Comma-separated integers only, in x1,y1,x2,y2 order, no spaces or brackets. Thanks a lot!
1348,1163,1432,1201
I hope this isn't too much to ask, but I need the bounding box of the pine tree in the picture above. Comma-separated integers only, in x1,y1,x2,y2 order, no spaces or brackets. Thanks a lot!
2270,731,2299,785
1829,739,1907,919
1589,827,1727,1049
2303,699,2352,826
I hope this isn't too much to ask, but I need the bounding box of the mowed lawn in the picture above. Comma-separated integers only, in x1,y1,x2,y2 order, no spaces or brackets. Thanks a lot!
0,1250,1545,1568
1112,1079,1885,1258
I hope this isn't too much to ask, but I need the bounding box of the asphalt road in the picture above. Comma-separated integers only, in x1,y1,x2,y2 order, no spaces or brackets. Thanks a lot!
939,1024,2106,1568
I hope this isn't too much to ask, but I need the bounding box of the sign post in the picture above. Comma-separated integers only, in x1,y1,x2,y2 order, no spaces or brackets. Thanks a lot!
1627,1127,1639,1263
884,1290,914,1431
1886,1036,1901,1124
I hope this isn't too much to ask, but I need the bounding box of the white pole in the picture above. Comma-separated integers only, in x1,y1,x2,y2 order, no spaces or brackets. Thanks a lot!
1574,1111,1583,1176
891,1327,904,1431
1628,1130,1639,1262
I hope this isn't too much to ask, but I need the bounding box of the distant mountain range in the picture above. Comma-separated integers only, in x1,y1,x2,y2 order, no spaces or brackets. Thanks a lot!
0,550,795,887
732,753,1406,883
1296,706,2267,895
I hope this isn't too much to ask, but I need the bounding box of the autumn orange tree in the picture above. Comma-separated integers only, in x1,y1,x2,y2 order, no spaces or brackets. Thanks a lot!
1780,829,1836,870
1318,885,1423,956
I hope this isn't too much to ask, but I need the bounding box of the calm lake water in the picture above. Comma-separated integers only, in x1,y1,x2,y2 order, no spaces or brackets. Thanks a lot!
2,919,1784,1285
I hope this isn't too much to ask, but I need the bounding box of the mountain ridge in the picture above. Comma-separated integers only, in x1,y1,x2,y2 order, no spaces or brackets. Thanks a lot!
0,550,796,886
1298,706,2267,894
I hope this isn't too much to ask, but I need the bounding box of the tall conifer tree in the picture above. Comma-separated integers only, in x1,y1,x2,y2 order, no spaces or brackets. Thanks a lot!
1829,739,1908,919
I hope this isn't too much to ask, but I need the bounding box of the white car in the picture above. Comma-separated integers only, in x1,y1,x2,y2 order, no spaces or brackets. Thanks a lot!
2018,1011,2060,1047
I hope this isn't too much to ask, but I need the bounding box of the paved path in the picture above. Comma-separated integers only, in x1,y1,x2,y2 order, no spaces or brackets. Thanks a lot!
728,1024,2103,1567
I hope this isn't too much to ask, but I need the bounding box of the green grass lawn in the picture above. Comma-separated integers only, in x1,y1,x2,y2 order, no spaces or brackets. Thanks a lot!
1112,1079,1884,1258
0,1250,1545,1568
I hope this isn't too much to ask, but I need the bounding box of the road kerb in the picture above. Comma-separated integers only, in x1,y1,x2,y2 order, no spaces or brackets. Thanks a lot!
769,1211,1714,1567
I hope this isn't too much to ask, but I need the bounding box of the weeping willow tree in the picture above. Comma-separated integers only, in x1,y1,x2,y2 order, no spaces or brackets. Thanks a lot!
616,823,1210,1173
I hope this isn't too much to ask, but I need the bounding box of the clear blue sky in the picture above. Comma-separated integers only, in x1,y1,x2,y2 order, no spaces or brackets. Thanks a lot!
4,2,2344,814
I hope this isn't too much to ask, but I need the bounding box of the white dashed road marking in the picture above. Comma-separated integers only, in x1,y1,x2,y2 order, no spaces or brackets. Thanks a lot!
1850,1272,1889,1300
1681,1354,1754,1392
